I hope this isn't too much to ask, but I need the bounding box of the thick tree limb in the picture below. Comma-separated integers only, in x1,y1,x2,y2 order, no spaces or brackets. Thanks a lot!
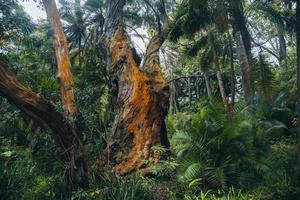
142,0,168,75
43,0,76,119
251,37,280,60
0,62,87,184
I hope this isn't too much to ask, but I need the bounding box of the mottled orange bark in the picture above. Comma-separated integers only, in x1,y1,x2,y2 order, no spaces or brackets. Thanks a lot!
103,27,170,175
96,0,170,175
43,0,76,118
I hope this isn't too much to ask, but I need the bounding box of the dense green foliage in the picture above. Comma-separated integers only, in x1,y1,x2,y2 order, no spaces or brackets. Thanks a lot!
1,0,300,199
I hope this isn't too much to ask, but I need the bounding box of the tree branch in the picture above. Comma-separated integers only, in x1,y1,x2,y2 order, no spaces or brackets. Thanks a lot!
0,62,87,183
168,75,204,83
142,0,169,74
251,37,280,60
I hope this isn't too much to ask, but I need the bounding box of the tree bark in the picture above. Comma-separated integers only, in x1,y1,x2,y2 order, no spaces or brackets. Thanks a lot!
230,0,255,104
230,0,252,58
228,34,235,116
170,68,179,113
296,0,300,186
234,31,255,105
101,0,170,175
203,70,212,97
0,62,87,185
188,77,192,107
277,21,287,67
208,32,230,115
43,0,76,119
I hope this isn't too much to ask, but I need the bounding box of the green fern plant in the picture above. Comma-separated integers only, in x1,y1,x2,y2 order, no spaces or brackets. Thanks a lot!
254,54,276,103
168,98,255,190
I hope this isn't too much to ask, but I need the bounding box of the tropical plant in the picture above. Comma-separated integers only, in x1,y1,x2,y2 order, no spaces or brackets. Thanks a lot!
167,98,256,190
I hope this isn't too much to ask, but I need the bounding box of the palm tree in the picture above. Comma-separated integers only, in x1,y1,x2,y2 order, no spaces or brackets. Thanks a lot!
169,0,233,116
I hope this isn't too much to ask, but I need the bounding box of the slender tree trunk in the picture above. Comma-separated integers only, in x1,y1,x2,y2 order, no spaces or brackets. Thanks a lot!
215,65,229,114
43,0,76,119
78,36,82,69
277,21,287,67
230,0,255,104
230,2,257,146
234,31,255,105
204,70,212,97
101,0,170,175
0,62,87,185
296,0,300,186
230,0,252,58
209,32,230,115
170,68,178,113
228,35,236,116
188,77,192,107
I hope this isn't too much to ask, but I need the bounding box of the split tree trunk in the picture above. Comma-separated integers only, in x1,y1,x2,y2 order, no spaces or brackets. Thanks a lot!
101,0,170,175
43,0,76,119
0,62,87,185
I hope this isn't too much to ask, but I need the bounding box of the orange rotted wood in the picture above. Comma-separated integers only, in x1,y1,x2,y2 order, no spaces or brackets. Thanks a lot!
105,28,170,175
43,0,76,118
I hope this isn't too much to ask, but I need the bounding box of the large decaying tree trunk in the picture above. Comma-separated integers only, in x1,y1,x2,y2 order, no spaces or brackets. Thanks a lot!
101,0,170,175
43,0,76,119
0,62,87,184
